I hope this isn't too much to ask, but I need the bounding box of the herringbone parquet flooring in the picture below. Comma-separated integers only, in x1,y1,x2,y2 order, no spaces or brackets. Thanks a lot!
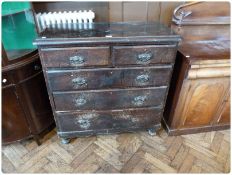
2,128,230,173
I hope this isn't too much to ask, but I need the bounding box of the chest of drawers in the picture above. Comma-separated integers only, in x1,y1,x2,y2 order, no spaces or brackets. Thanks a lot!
34,22,180,143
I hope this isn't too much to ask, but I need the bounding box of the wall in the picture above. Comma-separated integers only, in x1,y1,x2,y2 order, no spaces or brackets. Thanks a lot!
109,1,184,26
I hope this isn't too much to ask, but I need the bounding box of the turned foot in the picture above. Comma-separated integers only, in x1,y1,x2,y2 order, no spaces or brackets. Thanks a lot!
33,135,41,146
60,138,70,144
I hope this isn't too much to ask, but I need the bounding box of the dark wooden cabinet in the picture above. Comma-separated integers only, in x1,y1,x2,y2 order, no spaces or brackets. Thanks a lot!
34,22,180,143
2,50,54,145
163,2,230,135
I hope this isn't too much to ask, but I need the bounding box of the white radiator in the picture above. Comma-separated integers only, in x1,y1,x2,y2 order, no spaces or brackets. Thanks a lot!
35,10,95,32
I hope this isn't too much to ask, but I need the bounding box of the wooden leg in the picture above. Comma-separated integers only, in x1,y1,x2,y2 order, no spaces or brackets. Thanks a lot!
60,138,70,144
33,135,41,146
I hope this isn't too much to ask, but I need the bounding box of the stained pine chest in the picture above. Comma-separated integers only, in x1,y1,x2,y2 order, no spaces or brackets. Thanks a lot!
34,22,180,143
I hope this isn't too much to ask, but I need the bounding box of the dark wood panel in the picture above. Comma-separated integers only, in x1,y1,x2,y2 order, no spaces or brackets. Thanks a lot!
12,59,42,83
17,72,54,134
53,87,167,111
2,86,31,143
113,45,177,66
56,107,162,132
40,46,110,68
47,66,172,91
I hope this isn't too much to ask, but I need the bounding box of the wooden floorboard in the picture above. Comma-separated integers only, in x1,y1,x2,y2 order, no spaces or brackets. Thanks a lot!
2,128,230,173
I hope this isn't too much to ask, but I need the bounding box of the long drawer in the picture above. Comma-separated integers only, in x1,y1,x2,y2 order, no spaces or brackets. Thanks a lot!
40,46,110,68
112,45,177,66
53,87,167,111
47,66,172,91
56,107,162,132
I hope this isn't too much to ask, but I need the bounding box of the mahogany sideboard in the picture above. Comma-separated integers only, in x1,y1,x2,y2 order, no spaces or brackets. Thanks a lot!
34,22,180,143
163,2,230,135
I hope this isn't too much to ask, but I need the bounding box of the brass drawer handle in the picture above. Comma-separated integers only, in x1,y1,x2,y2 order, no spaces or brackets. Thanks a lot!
132,95,147,106
137,52,153,62
72,77,87,87
74,97,87,106
136,74,149,83
69,55,85,65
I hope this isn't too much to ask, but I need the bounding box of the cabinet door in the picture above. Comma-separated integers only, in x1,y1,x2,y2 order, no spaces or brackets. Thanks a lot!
2,86,30,144
217,93,230,124
17,72,53,134
173,77,230,129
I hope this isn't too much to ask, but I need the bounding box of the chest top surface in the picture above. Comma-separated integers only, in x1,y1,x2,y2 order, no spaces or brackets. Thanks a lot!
34,22,180,46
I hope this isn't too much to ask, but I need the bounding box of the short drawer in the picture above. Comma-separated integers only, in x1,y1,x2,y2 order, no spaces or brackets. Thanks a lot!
40,46,110,68
53,87,167,111
47,66,172,91
55,107,162,132
112,45,177,66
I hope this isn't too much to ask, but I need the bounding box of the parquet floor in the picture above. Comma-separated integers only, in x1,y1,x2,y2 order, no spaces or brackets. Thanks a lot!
2,128,230,173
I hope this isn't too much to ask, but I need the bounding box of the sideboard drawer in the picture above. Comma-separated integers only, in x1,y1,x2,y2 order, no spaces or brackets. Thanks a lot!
40,46,110,68
47,66,172,91
113,45,177,66
56,107,162,132
53,87,167,111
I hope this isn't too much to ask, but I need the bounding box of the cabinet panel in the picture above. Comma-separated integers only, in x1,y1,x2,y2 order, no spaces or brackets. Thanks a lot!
2,86,30,143
17,72,53,133
217,93,230,124
174,77,229,128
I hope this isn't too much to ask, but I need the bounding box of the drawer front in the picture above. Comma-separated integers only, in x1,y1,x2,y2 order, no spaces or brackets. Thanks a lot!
113,45,177,66
53,87,167,111
56,107,162,132
47,66,172,91
40,46,110,68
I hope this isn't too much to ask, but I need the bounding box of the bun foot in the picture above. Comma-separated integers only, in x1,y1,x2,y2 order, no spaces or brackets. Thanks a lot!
60,138,70,144
148,128,157,136
147,124,161,136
